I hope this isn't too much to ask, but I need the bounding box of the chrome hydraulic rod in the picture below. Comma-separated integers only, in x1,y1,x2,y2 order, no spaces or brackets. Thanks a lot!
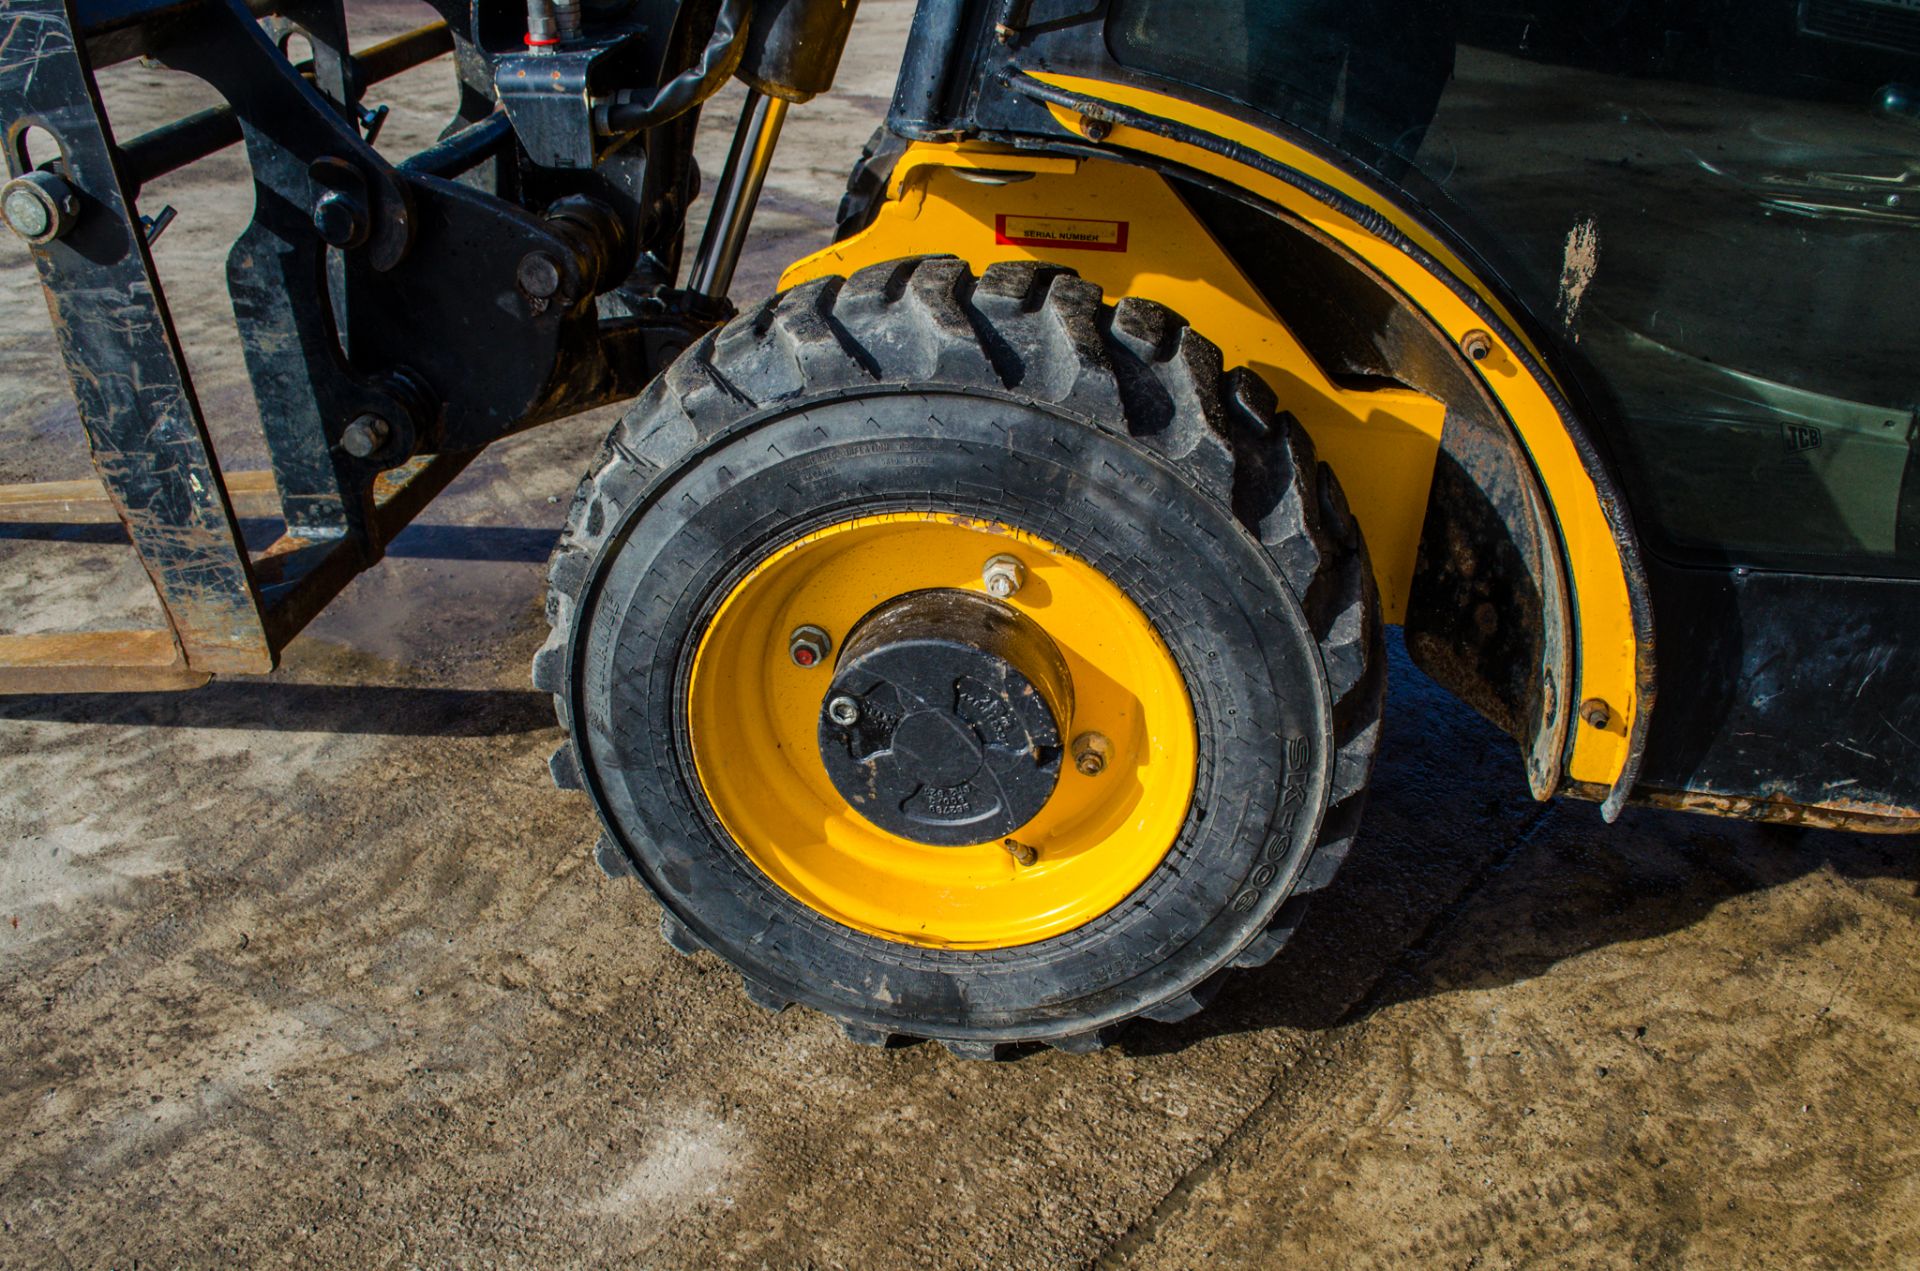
686,88,791,302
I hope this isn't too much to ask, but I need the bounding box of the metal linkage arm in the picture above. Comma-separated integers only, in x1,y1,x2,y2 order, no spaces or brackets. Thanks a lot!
115,21,455,190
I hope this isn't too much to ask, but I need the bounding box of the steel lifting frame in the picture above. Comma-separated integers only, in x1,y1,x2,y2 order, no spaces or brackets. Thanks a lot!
0,0,715,692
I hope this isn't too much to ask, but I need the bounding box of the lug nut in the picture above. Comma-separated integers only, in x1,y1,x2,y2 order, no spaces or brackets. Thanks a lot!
826,695,861,727
788,625,831,668
982,554,1025,599
340,413,391,459
1071,731,1111,776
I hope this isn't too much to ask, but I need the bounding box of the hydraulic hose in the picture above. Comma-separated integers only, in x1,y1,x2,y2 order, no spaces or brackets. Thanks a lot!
593,0,752,136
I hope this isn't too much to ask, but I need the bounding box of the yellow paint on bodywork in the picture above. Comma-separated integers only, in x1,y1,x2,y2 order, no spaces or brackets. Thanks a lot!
785,152,1446,625
780,81,1641,789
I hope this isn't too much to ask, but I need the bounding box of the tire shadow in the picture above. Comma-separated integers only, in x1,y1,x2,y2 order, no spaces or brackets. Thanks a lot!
1119,632,1920,1055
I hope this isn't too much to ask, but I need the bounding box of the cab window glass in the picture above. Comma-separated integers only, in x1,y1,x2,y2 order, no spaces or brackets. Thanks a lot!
1108,0,1920,572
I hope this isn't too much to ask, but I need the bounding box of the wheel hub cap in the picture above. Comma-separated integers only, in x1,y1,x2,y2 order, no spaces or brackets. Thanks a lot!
818,589,1074,846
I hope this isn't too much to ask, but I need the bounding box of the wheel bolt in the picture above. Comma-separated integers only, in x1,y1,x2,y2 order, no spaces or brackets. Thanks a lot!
982,554,1025,599
788,625,831,668
1072,731,1111,776
826,695,861,726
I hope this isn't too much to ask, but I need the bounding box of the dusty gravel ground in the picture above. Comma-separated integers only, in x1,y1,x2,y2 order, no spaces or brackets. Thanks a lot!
4,4,1920,1267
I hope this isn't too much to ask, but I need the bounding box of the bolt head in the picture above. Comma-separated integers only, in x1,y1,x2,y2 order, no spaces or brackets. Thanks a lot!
827,695,861,727
3,185,50,239
2,171,78,245
517,251,564,301
982,554,1025,600
788,625,831,669
312,190,369,248
341,414,391,459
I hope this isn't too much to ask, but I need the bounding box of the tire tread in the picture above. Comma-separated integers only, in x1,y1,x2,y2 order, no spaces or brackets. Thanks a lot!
538,256,1386,1049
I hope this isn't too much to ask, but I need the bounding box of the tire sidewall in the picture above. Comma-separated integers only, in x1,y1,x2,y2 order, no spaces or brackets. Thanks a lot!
574,389,1334,1040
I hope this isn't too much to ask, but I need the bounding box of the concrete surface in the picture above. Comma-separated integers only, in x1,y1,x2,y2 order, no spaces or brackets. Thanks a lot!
4,3,1919,1266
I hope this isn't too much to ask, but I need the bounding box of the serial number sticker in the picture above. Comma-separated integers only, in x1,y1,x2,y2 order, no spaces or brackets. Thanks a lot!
994,214,1130,253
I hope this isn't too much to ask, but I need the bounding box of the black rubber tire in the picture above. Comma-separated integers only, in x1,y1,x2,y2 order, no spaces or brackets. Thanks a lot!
534,257,1385,1057
832,126,908,243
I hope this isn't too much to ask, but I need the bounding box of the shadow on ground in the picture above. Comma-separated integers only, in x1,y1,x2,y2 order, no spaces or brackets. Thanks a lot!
6,626,1915,1051
1117,634,1920,1056
0,682,555,735
0,519,560,734
0,520,561,563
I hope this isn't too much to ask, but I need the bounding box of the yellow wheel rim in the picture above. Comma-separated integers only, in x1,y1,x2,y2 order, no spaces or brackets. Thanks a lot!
687,512,1197,949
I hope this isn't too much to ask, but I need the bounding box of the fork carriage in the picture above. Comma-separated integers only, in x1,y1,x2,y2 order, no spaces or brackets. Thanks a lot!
0,0,790,689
